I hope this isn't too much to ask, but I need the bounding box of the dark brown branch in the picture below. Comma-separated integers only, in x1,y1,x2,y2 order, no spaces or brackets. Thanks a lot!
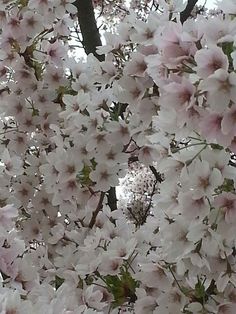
229,160,236,168
88,192,105,228
107,187,117,211
74,0,105,61
149,165,163,184
180,0,198,24
141,177,157,225
139,166,163,225
128,157,163,184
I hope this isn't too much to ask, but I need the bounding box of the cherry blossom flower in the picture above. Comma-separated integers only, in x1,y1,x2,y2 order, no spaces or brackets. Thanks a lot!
0,205,17,229
221,104,236,138
1,149,24,176
45,41,67,65
199,69,236,112
199,110,232,147
161,76,195,112
214,193,236,223
216,0,236,14
21,11,44,38
54,0,77,18
90,164,119,192
178,191,209,220
188,160,223,199
194,46,229,79
55,148,84,183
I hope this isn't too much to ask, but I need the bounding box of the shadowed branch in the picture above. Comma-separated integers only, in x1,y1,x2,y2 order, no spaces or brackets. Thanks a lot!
180,0,198,24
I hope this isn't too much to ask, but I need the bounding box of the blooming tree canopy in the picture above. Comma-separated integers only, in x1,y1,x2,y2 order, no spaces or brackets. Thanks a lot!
0,0,236,313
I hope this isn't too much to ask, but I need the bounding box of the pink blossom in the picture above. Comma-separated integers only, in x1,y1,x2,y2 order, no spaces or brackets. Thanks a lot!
221,104,236,137
199,69,236,112
195,46,229,79
0,205,17,228
199,110,233,147
214,192,236,223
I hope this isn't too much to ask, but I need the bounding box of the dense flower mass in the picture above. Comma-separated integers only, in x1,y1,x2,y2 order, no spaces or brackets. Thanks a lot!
0,0,236,313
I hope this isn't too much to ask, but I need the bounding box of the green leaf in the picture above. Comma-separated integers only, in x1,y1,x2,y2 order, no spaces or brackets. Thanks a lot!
221,42,234,58
55,275,64,290
217,178,235,193
104,271,138,308
195,279,205,300
77,164,92,185
210,143,223,150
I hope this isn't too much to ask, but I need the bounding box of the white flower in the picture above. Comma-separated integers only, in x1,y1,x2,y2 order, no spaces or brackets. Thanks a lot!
199,69,236,113
216,0,236,14
21,11,44,38
194,46,228,79
107,237,137,259
89,164,119,192
189,160,223,199
0,205,17,229
47,223,65,244
1,149,24,176
98,254,123,276
82,285,107,311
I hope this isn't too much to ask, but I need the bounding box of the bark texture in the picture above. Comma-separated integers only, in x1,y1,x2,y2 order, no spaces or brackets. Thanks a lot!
74,0,105,61
180,0,198,24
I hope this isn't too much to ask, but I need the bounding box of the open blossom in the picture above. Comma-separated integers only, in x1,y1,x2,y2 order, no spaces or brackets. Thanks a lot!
21,11,44,38
194,46,229,79
161,76,195,112
0,205,17,229
221,104,236,138
218,303,236,314
1,148,24,176
199,69,236,112
216,0,236,14
45,41,67,65
107,237,137,259
214,192,236,223
47,223,65,244
89,164,119,192
55,148,84,183
82,285,107,311
178,191,209,220
199,110,233,146
186,160,223,199
54,0,77,18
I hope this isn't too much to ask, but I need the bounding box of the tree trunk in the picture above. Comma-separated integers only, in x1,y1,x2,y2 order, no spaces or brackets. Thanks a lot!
74,0,105,61
180,0,198,24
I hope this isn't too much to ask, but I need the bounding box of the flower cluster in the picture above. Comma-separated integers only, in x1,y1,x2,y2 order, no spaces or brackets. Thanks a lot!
0,0,236,313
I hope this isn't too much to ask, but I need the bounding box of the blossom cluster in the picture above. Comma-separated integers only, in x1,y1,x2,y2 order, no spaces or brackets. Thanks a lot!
0,0,236,313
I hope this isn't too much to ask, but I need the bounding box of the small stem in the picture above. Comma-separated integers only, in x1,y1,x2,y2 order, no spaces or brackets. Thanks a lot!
88,192,105,228
168,265,189,297
187,144,208,164
0,128,22,135
172,141,207,153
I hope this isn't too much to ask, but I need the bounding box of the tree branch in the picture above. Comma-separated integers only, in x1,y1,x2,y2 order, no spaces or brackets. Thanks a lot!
229,160,236,168
88,192,105,228
107,187,118,211
149,165,163,184
74,0,105,61
180,0,198,24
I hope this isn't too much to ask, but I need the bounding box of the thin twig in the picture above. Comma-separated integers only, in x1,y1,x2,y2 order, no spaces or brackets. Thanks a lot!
149,165,163,184
88,192,105,228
